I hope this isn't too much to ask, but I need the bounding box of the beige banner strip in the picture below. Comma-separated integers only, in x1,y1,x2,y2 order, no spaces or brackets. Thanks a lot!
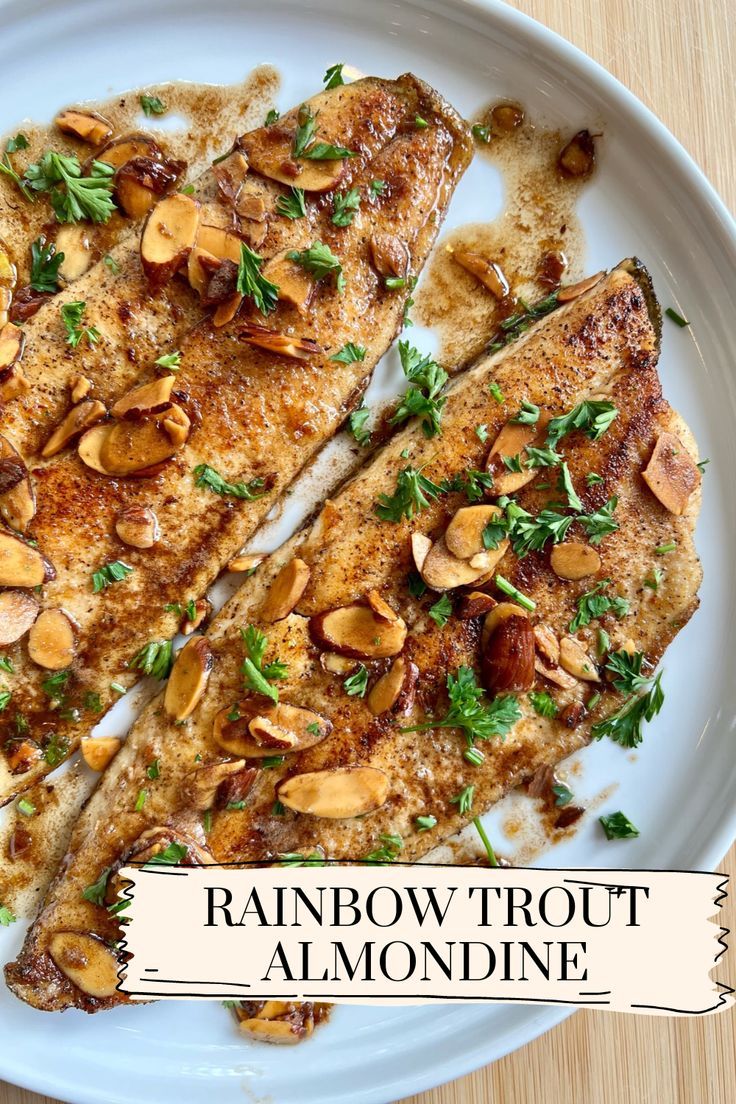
118,864,732,1016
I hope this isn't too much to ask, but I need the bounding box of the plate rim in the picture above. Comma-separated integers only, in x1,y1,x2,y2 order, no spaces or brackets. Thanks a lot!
0,1,734,1102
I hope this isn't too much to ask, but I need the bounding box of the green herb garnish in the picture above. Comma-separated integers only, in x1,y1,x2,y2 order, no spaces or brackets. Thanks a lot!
92,560,133,593
140,95,166,116
130,639,174,680
241,625,287,704
287,241,343,282
600,811,640,840
275,186,307,220
348,404,371,446
343,664,368,697
236,242,279,314
416,815,437,831
450,785,474,814
529,691,558,718
323,62,345,89
375,464,444,522
363,834,403,864
390,340,448,438
82,867,111,905
29,236,64,293
545,400,618,449
155,350,181,370
332,187,361,227
193,463,265,501
24,152,115,222
473,816,498,867
61,300,100,347
569,579,629,633
402,666,520,747
332,342,366,365
665,307,689,328
495,574,535,612
428,593,452,627
552,783,573,807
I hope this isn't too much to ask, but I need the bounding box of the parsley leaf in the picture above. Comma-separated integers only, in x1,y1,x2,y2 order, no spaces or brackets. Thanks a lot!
287,241,342,282
428,593,452,627
323,62,345,89
600,811,640,840
348,404,371,446
193,463,265,501
510,399,539,425
569,579,629,633
6,133,29,153
407,571,427,598
450,785,474,814
130,639,174,680
557,461,583,511
509,504,575,557
546,400,618,449
0,904,17,926
140,95,166,116
0,135,34,202
403,666,521,746
24,152,116,223
363,834,403,865
92,560,133,593
145,841,188,866
369,179,386,198
523,445,563,469
375,464,444,522
332,187,361,227
264,108,280,126
552,783,573,806
241,625,287,703
332,342,366,365
343,664,368,697
61,300,100,348
290,103,355,161
82,867,111,906
29,236,64,293
279,850,327,867
304,141,356,161
236,242,279,314
529,690,558,718
579,495,619,545
390,341,448,438
275,186,307,220
489,292,559,351
592,652,664,748
155,350,181,370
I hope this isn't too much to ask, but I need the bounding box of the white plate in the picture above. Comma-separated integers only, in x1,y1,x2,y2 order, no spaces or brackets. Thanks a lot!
1,1,735,1101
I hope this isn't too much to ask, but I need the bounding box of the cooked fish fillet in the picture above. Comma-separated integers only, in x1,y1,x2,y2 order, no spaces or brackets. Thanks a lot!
0,74,472,803
5,260,702,1012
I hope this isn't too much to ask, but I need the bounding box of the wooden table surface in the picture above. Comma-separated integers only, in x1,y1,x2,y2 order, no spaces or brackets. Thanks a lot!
2,2,734,1103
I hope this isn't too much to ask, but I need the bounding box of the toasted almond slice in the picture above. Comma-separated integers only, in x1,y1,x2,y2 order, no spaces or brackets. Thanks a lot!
77,424,114,474
370,233,409,279
212,292,244,328
241,124,346,193
453,251,509,299
277,766,390,819
261,558,311,622
0,435,35,532
481,601,529,650
558,130,596,178
320,652,357,675
456,591,497,619
550,542,602,581
196,223,243,265
41,399,107,458
420,535,495,592
116,157,182,219
81,736,122,772
6,739,41,774
49,932,120,998
238,1018,305,1044
0,532,48,587
445,504,503,560
212,700,331,758
115,505,160,549
309,603,407,659
27,608,76,670
70,374,92,403
0,322,24,373
642,431,700,515
485,418,547,494
98,404,190,475
533,622,560,666
411,532,432,574
141,193,199,290
97,133,164,170
183,758,247,809
367,656,418,716
212,150,250,207
366,590,399,623
482,614,535,693
559,636,600,682
187,245,220,297
55,109,112,146
534,655,578,690
55,225,93,282
111,375,176,419
227,551,265,573
0,364,30,402
237,323,321,360
164,636,213,721
262,251,314,313
0,590,39,645
557,271,605,302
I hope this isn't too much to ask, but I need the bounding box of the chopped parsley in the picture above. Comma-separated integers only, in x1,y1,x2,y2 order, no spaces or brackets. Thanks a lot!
24,152,116,223
428,593,453,627
664,307,689,328
402,666,521,747
140,94,167,116
30,236,64,293
450,784,474,814
408,571,427,599
61,300,100,348
241,625,287,704
529,690,558,718
375,464,444,523
41,669,70,701
552,782,574,806
331,342,366,365
415,115,429,129
586,472,603,486
591,650,664,748
343,664,368,697
600,811,640,840
104,253,120,275
416,815,437,831
0,656,13,674
472,123,491,143
6,133,29,153
92,560,133,593
579,496,619,545
369,179,386,198
510,399,540,426
363,834,403,864
82,867,111,906
44,733,70,767
464,747,484,766
0,905,17,926
489,292,559,352
390,340,448,438
0,134,34,202
134,789,148,812
17,797,36,817
0,690,10,713
275,186,307,220
348,404,371,446
287,241,343,285
291,103,356,162
83,691,103,714
265,108,280,126
569,579,629,633
385,276,405,290
488,381,505,403
155,350,181,370
523,445,563,469
495,573,535,612
476,424,489,443
279,850,327,867
146,759,160,780
193,463,265,500
656,541,677,555
332,187,361,227
145,841,188,866
557,461,583,512
545,400,618,449
473,816,498,867
323,62,345,89
503,454,523,473
236,242,279,314
130,639,174,680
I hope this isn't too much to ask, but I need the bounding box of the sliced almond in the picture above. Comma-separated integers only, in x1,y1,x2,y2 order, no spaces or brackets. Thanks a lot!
241,121,347,193
445,504,504,560
81,736,122,772
187,246,220,297
0,532,48,587
196,223,243,265
320,652,357,675
182,758,247,810
27,608,76,670
48,932,120,998
262,251,314,313
212,292,244,328
453,251,509,299
456,591,497,619
0,590,39,645
277,766,389,819
411,532,432,574
164,636,213,721
141,193,199,290
0,435,35,532
558,130,596,178
116,156,183,220
481,614,535,693
55,109,112,146
115,170,158,220
367,656,418,716
481,602,529,650
237,323,321,360
534,655,578,690
237,1017,306,1044
0,322,24,373
227,551,265,573
557,271,605,302
533,622,560,666
261,558,311,622
70,374,92,403
420,535,494,592
642,432,700,515
111,375,176,419
212,700,331,758
97,133,164,170
55,225,93,282
6,739,41,774
77,424,114,474
41,399,107,458
370,233,409,280
559,636,600,682
309,603,407,659
115,505,160,549
365,590,400,623
213,150,250,208
97,404,190,475
550,542,602,581
485,419,547,494
0,364,29,402
161,405,190,447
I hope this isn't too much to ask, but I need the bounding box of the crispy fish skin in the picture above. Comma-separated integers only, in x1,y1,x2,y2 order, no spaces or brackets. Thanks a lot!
0,75,472,803
6,260,701,1013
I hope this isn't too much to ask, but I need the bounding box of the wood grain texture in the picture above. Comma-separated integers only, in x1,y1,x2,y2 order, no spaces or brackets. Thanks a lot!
1,1,734,1102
